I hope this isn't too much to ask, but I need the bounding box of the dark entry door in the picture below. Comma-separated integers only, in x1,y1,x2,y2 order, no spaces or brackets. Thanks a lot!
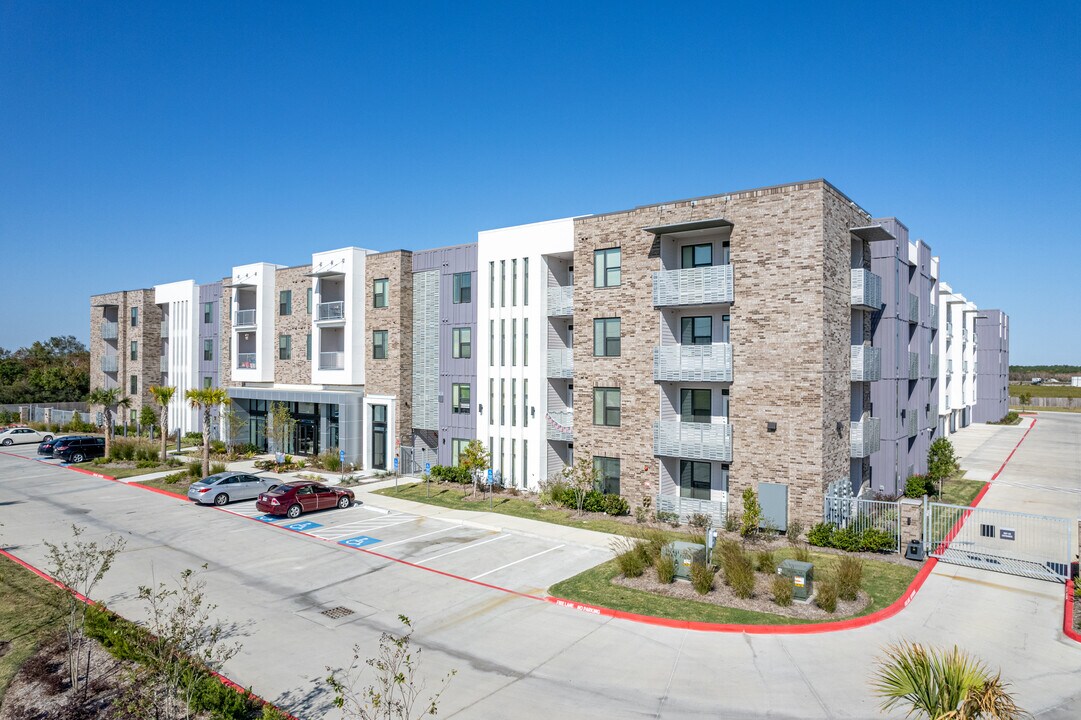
295,419,317,456
371,405,387,470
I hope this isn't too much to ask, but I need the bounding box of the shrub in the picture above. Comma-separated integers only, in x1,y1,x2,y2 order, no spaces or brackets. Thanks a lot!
688,512,712,531
835,556,864,601
634,505,649,523
816,580,838,613
904,474,935,498
723,512,739,532
724,551,756,599
613,541,649,578
654,552,676,584
210,462,227,475
786,519,804,544
792,544,812,563
690,560,715,595
603,494,630,516
162,471,188,485
581,490,605,513
187,461,203,478
740,487,762,538
540,478,573,506
638,528,668,565
430,464,470,484
210,439,227,454
755,549,776,574
807,522,835,547
184,431,203,440
771,574,793,606
136,459,159,468
711,538,742,569
831,526,861,552
859,526,897,553
318,449,343,472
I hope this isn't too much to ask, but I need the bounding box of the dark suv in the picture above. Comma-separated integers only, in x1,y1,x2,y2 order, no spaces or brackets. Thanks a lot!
38,435,90,457
54,437,106,463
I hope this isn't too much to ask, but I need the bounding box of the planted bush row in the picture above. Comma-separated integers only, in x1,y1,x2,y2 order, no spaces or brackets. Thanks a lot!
807,522,896,553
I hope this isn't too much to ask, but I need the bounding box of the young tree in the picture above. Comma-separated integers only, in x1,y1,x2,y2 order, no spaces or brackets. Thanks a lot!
1018,392,1030,413
139,404,159,437
458,439,491,498
872,641,1025,719
149,385,177,463
86,387,131,459
267,401,295,461
326,615,455,720
927,437,957,499
561,457,599,517
740,487,762,538
44,524,126,699
186,388,229,478
221,402,248,455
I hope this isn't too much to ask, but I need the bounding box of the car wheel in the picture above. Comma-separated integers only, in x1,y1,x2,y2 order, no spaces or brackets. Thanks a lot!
42,435,53,442
1,439,11,446
71,453,85,463
337,495,351,509
214,493,229,506
286,504,301,519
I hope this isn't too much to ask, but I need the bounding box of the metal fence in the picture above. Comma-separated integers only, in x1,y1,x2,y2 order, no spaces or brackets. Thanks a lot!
823,493,902,553
655,493,727,526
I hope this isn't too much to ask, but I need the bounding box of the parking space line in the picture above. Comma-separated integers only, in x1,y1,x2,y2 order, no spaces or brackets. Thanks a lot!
416,533,508,564
371,526,456,549
471,545,565,580
310,518,418,539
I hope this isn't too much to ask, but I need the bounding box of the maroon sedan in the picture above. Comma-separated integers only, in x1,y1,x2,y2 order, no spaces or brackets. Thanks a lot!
255,481,354,518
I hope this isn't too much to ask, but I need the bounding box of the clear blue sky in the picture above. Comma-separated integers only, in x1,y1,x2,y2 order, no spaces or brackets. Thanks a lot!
1,2,1077,364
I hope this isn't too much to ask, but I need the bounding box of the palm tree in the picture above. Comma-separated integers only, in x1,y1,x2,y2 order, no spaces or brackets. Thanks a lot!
185,388,229,478
872,641,1026,719
148,385,176,463
86,387,131,460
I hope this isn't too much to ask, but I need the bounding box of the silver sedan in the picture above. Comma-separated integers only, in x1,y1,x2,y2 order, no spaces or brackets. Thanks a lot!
187,471,279,506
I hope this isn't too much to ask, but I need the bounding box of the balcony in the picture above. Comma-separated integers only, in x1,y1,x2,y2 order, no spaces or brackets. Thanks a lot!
546,286,573,317
947,321,953,336
655,493,727,526
101,356,118,373
319,351,344,370
851,269,882,310
316,301,345,323
654,420,733,463
906,412,918,438
850,345,881,382
654,343,733,383
850,415,881,458
928,353,939,378
237,353,257,369
546,410,573,442
234,309,256,328
653,265,734,307
546,348,573,379
929,304,939,329
962,361,969,374
909,352,919,380
101,321,118,340
927,404,939,428
947,359,954,376
160,321,169,338
907,293,919,323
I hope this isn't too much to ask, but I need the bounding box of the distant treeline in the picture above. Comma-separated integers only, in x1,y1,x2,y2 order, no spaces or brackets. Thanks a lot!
0,336,90,404
1009,365,1081,373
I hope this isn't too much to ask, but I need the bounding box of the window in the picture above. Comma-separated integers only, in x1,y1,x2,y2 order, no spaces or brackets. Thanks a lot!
523,379,529,427
523,319,529,365
203,302,214,324
279,335,292,360
451,438,469,467
500,260,506,307
280,290,292,316
307,288,312,314
130,341,138,361
500,319,506,366
305,333,312,361
452,327,472,359
511,379,517,425
372,330,388,359
720,240,731,265
511,319,517,365
130,307,138,327
680,389,711,423
130,375,138,394
489,379,494,425
720,314,731,343
203,339,213,361
680,460,711,500
453,272,472,303
681,317,712,345
489,262,494,308
594,248,621,287
593,387,621,426
489,320,495,366
593,456,620,494
500,438,505,480
511,439,517,484
522,439,528,482
681,243,713,269
373,278,388,308
512,259,518,306
500,379,506,425
452,383,471,414
203,377,212,389
593,318,621,357
523,258,529,305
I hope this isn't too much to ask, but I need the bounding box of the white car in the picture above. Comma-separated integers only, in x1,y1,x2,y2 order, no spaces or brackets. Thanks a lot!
0,427,54,446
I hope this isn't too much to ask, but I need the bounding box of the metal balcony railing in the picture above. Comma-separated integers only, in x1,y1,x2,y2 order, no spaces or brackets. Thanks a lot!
319,351,344,370
101,321,118,340
929,304,939,329
653,420,733,463
237,353,257,369
850,415,881,458
546,348,573,379
909,352,919,380
100,356,118,373
160,356,167,372
851,345,882,382
653,265,734,307
927,404,939,428
234,309,257,327
655,493,727,526
546,286,573,317
316,301,345,322
906,413,918,438
851,269,883,310
546,410,573,442
653,343,733,383
160,321,169,338
907,293,919,323
928,353,939,378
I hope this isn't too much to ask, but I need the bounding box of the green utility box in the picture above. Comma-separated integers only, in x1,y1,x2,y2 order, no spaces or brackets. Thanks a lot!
663,542,706,581
778,559,814,600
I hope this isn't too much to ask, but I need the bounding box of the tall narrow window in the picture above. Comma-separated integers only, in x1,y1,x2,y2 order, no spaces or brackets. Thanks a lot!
512,259,518,306
452,383,471,414
489,379,494,425
305,333,311,361
203,302,213,324
522,440,528,484
130,341,138,361
279,334,292,360
373,278,389,308
511,379,517,426
280,290,292,316
130,307,139,327
523,258,529,305
681,243,713,269
593,318,621,357
593,388,621,426
680,389,711,423
203,339,213,361
500,260,506,307
720,388,730,418
489,320,495,366
594,248,621,287
720,240,731,265
203,377,212,389
500,319,506,366
720,315,731,343
130,375,138,395
372,330,388,359
451,438,468,467
680,317,712,345
500,379,506,425
523,318,529,365
453,272,472,303
511,319,517,366
500,438,505,480
306,287,312,314
452,327,472,359
523,379,529,427
489,261,495,308
511,439,517,484
593,456,620,494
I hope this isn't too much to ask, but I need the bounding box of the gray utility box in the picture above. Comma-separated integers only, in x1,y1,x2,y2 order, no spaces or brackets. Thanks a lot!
777,559,814,600
664,542,706,581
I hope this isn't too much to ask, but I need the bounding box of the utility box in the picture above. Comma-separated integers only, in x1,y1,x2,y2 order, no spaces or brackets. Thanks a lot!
664,542,706,581
778,559,814,600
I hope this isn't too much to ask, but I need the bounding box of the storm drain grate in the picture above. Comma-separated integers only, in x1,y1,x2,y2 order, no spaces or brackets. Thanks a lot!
320,606,355,620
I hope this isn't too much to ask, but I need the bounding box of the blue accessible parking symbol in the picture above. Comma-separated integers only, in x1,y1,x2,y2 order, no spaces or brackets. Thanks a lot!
283,521,322,532
339,535,381,548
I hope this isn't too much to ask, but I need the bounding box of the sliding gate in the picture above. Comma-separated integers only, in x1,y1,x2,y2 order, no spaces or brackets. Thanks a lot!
925,502,1072,583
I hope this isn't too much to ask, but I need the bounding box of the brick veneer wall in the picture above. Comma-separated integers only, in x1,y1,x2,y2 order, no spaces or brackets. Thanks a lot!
273,265,314,384
365,251,414,444
88,288,162,426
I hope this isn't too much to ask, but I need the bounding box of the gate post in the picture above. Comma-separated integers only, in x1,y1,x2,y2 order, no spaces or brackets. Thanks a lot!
899,498,923,555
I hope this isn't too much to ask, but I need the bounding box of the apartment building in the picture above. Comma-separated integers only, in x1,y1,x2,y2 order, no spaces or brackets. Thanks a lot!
937,283,980,434
973,309,1009,423
89,289,163,426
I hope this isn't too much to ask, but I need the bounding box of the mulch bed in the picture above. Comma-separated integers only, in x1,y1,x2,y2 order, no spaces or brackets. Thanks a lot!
1074,591,1081,633
613,566,869,621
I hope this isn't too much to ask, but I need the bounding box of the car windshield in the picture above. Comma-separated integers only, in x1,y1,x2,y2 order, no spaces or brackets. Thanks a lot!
270,484,298,494
199,474,227,485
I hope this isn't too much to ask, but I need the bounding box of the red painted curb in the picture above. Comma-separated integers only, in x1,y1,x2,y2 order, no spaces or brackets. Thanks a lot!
0,547,299,720
991,417,1037,482
1065,580,1081,644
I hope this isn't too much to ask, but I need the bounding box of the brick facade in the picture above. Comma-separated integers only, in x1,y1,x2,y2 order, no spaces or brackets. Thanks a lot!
273,265,314,384
365,251,414,443
89,289,163,426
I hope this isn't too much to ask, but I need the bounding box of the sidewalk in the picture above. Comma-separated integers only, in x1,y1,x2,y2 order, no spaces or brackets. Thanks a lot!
351,477,618,551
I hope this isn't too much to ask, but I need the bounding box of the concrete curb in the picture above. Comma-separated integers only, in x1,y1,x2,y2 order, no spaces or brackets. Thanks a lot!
1064,580,1081,644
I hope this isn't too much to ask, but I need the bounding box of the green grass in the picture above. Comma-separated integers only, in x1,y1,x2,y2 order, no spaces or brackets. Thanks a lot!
376,482,690,541
939,473,985,507
548,547,917,625
1011,383,1081,399
72,462,177,479
1011,405,1081,413
0,556,65,706
134,473,194,497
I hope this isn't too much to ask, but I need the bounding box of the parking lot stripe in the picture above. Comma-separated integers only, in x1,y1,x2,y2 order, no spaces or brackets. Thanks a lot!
311,518,417,539
415,533,508,564
470,545,565,580
370,526,455,549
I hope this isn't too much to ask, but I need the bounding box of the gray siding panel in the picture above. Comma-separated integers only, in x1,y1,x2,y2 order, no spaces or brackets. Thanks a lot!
412,270,439,430
198,282,222,388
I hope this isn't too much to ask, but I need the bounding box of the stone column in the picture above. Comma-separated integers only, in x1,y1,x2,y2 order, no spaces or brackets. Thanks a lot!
899,498,924,555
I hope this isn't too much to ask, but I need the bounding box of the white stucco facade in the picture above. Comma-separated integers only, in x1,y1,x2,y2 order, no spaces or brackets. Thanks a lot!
938,282,979,435
154,279,200,434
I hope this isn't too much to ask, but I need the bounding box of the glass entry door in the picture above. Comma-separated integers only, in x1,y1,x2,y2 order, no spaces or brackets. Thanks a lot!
295,419,317,456
371,405,387,470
